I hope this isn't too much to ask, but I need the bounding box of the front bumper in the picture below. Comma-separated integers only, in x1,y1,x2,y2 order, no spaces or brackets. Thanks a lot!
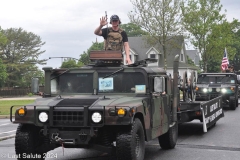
11,105,133,146
196,93,235,102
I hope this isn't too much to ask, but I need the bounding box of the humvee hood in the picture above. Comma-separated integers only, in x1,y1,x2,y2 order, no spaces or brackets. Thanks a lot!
197,84,235,88
93,96,147,107
31,95,146,107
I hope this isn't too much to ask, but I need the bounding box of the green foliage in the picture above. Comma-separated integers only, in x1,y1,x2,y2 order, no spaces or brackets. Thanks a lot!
0,28,7,45
28,93,33,97
206,58,221,73
206,20,239,72
121,23,148,37
60,59,83,68
79,42,104,65
181,0,225,72
0,58,7,87
0,99,35,115
79,52,90,65
186,55,195,66
20,68,44,87
231,28,240,71
0,27,47,87
129,0,183,69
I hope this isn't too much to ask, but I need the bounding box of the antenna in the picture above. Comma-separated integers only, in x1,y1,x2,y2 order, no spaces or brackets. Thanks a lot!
105,11,109,50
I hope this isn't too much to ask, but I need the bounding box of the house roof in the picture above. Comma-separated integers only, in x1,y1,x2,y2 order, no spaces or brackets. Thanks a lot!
128,36,198,69
128,37,152,60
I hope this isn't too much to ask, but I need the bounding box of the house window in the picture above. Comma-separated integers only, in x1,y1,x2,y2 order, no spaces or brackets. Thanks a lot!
150,54,156,59
180,53,183,61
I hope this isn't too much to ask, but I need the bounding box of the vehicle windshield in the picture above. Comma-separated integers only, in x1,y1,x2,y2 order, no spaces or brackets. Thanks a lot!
57,73,93,93
51,72,146,94
98,72,146,93
197,75,236,84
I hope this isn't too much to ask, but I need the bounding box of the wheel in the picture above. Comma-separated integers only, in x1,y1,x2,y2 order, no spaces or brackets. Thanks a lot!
15,124,45,160
116,118,145,160
230,100,236,110
158,122,178,149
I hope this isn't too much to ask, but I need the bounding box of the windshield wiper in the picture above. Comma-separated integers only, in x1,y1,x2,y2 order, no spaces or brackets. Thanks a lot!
103,67,124,79
51,69,71,80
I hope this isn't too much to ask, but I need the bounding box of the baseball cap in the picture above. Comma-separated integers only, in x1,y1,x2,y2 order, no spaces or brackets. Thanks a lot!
111,15,120,21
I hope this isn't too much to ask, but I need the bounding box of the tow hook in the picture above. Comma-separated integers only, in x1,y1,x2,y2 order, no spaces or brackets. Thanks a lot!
52,133,63,143
52,133,65,156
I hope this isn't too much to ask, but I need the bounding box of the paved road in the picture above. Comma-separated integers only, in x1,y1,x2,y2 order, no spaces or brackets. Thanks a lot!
0,102,240,159
0,119,17,140
0,96,37,140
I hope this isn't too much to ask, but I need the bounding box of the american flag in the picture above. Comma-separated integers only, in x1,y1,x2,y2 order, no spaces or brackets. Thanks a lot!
221,48,229,71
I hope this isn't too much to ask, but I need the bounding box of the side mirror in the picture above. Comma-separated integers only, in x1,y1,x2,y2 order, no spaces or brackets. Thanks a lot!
154,77,165,93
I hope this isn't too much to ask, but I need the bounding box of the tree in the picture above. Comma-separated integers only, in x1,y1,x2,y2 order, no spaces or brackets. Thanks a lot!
20,68,44,87
0,58,8,87
121,23,148,37
129,0,184,69
79,42,104,65
206,20,239,72
0,28,47,87
231,26,240,71
181,0,225,72
0,28,8,86
186,55,195,66
0,27,7,45
60,59,83,68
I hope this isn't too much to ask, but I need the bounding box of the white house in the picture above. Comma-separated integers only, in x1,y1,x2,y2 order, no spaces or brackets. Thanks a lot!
123,36,199,79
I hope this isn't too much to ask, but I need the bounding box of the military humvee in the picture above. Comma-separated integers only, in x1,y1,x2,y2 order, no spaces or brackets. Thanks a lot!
177,71,224,131
10,51,180,160
195,73,239,110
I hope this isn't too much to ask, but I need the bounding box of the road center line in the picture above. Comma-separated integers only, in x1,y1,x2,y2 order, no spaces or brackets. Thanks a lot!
0,134,16,140
0,130,16,135
0,123,11,127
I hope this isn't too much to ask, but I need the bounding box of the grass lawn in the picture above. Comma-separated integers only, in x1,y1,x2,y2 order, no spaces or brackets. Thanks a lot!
0,100,35,115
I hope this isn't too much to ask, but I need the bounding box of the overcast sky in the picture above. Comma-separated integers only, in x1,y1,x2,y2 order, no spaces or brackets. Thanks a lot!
0,0,238,69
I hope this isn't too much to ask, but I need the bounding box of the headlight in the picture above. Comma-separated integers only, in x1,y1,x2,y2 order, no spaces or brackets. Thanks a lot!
39,112,48,122
91,112,102,123
221,88,227,93
216,88,220,92
203,88,208,93
208,88,212,92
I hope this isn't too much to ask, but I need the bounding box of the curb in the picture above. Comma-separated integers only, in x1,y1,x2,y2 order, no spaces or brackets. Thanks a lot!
0,115,14,119
0,134,15,141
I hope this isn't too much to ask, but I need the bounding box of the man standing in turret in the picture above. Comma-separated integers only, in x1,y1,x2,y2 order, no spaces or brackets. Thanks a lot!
94,14,132,64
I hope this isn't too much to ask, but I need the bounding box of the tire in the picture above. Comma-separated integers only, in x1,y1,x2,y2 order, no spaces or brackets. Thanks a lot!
116,118,145,160
15,124,45,160
230,100,236,110
158,122,178,149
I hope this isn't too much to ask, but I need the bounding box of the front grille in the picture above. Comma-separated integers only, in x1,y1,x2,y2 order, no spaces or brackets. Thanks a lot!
53,110,84,126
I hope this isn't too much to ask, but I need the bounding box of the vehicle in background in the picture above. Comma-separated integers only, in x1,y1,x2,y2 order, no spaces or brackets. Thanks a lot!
177,71,224,131
195,73,238,110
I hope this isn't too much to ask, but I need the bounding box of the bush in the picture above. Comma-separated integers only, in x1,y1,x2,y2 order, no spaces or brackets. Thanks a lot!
27,93,33,97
